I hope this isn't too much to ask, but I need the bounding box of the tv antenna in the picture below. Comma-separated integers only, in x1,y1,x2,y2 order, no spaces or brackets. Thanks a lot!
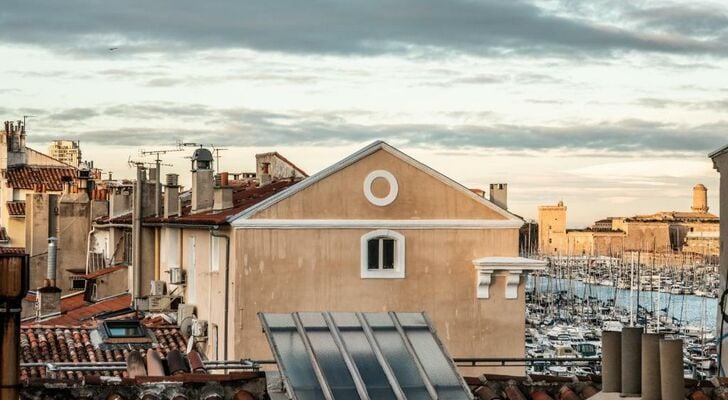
138,147,182,217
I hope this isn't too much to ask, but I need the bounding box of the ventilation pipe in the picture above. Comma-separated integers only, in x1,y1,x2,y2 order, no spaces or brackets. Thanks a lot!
660,339,684,400
621,326,643,396
47,237,58,287
601,331,622,392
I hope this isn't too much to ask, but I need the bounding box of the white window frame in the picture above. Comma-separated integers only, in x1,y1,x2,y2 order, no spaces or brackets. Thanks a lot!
360,229,405,279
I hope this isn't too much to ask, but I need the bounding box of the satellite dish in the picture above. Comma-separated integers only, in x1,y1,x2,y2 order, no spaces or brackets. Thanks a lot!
180,316,194,337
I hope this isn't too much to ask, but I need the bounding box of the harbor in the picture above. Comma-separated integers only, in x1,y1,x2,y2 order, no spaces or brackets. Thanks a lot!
525,255,720,379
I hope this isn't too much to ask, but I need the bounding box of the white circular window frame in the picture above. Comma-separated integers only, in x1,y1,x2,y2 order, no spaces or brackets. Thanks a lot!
363,170,398,207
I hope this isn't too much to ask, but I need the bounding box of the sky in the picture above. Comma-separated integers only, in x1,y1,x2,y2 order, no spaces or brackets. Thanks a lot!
1,0,727,227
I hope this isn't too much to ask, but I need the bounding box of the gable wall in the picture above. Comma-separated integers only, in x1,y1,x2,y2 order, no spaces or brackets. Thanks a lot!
252,149,508,220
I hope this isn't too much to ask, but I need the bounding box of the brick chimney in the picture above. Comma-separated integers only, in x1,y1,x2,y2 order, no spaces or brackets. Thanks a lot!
489,183,508,210
164,173,180,218
213,172,234,211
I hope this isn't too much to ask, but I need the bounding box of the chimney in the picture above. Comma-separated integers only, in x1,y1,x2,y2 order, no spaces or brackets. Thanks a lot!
259,162,272,186
164,173,180,218
213,174,234,211
38,238,61,318
0,253,29,400
191,148,214,214
489,183,508,210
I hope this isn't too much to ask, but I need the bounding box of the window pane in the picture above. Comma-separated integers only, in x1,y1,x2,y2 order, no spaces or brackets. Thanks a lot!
382,239,395,269
367,239,379,269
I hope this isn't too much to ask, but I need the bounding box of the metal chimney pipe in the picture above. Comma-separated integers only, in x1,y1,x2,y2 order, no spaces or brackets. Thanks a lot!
47,237,58,286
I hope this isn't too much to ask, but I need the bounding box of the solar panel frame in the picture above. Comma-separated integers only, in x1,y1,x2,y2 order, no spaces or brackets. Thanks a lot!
259,312,473,400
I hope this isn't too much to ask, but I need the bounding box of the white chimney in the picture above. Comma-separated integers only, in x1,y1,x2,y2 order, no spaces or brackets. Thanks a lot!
190,148,214,214
164,173,180,218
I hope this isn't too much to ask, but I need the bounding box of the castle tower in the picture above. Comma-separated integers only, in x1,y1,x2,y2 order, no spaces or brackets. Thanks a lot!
538,200,567,256
691,184,708,213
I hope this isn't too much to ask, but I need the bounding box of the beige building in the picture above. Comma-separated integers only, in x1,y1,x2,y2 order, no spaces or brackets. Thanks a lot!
538,184,719,257
538,201,568,255
137,141,542,373
226,142,541,370
48,139,82,167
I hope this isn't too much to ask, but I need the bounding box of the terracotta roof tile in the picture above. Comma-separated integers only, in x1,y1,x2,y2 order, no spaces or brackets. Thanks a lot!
4,165,77,191
82,265,127,280
19,323,186,380
23,293,133,327
0,246,26,255
7,200,25,216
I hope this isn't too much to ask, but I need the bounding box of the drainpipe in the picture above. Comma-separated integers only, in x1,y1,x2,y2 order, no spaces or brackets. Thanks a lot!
132,166,144,299
154,228,160,280
85,227,96,274
209,228,230,362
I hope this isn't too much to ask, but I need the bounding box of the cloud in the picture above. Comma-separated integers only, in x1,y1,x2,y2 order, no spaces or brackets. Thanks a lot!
0,0,726,58
17,102,728,155
48,107,99,121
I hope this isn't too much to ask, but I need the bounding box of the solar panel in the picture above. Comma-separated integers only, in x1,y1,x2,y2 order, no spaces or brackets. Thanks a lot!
259,312,473,400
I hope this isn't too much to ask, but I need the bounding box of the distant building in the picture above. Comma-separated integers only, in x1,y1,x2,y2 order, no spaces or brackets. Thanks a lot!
48,139,81,167
537,184,719,257
538,201,568,255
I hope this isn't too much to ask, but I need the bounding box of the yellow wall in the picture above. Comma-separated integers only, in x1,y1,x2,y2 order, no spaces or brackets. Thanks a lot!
538,203,567,255
254,149,507,220
232,228,524,374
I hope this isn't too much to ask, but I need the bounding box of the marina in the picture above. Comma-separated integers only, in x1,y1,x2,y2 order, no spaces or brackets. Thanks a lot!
525,255,721,379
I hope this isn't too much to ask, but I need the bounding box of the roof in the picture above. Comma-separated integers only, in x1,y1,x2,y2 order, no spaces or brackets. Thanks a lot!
629,210,719,222
463,374,600,399
709,143,728,159
4,164,77,191
23,292,133,326
19,323,187,380
95,211,132,225
7,200,25,216
145,179,300,226
82,265,127,280
0,246,26,255
230,141,523,224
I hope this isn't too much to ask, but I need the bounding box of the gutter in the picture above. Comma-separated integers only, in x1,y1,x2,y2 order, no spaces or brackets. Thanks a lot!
209,228,231,362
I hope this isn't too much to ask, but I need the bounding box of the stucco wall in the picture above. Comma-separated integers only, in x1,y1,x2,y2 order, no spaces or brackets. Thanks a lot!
231,227,523,373
253,149,507,220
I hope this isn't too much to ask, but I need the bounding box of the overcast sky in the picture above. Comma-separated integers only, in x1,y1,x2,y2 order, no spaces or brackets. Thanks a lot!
2,0,727,226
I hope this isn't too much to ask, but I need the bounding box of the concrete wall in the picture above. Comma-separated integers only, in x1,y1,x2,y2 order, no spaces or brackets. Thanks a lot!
712,150,728,375
92,267,129,300
231,228,523,374
57,192,91,291
159,226,229,359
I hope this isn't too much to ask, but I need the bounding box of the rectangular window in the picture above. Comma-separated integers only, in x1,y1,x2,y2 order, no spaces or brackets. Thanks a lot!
368,238,396,270
71,278,86,290
382,239,395,269
367,239,379,269
104,320,146,338
165,228,180,268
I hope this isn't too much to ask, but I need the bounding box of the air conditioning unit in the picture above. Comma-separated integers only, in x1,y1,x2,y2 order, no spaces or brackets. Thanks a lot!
168,267,186,285
177,304,195,325
148,295,175,312
135,297,150,311
192,319,208,338
150,280,167,296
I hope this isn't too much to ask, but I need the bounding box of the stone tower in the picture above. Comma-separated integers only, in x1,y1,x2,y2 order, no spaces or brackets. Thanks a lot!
691,184,708,213
538,201,568,256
